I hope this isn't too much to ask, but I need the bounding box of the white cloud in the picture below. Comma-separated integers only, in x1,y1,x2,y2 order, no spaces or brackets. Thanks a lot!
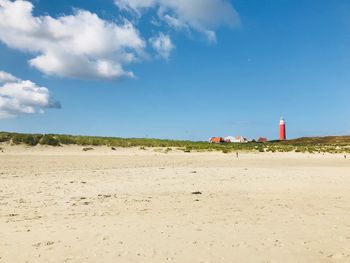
0,0,240,82
115,0,157,15
115,0,240,41
0,71,60,118
0,71,19,83
149,33,174,59
0,0,146,80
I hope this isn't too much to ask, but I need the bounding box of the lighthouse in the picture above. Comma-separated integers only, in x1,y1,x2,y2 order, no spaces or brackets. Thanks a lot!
279,117,286,141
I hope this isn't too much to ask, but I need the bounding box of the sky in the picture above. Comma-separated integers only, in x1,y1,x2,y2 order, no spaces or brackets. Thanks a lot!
0,0,350,141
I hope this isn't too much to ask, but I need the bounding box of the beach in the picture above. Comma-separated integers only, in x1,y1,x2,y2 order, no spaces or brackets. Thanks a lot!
1,145,350,262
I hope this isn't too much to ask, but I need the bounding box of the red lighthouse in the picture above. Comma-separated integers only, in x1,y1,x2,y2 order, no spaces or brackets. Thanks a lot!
279,117,286,141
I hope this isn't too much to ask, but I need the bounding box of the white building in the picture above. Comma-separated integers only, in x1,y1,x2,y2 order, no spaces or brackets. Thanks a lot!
224,136,249,143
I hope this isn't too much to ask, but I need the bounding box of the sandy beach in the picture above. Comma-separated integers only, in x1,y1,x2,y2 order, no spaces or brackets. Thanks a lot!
1,145,350,262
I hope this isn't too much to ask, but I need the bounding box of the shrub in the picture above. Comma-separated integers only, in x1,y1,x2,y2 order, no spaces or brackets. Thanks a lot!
83,147,94,151
0,132,11,143
12,134,42,146
183,147,191,153
56,135,76,145
164,147,172,153
40,135,60,146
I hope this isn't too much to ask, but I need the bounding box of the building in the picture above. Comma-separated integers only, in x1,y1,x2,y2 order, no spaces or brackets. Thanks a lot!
257,137,268,143
224,136,249,143
279,117,286,141
209,137,224,144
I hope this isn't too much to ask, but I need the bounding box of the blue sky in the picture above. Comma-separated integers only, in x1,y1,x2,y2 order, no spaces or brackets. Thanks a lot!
0,0,350,140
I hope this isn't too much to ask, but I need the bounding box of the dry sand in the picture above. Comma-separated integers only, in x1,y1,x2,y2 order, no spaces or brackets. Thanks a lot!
1,145,350,262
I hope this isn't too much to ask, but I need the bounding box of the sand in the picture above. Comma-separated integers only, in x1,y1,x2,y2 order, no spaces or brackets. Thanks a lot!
1,145,350,262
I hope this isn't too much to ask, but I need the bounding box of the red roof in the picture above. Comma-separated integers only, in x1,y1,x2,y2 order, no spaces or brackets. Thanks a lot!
210,137,223,143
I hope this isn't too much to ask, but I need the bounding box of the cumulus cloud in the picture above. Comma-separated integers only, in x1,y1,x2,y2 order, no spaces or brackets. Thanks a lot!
149,33,174,59
0,71,19,83
0,0,240,81
0,0,145,80
0,71,60,118
115,0,240,42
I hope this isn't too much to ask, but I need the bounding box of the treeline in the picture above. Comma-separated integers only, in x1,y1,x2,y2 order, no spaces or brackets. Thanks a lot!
0,131,349,153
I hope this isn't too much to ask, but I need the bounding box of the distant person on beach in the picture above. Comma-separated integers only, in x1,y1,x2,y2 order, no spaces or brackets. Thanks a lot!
236,152,239,158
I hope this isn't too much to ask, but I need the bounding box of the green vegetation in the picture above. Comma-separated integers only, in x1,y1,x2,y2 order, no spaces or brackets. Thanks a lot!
282,136,350,145
82,147,94,152
39,135,60,146
12,133,42,146
0,131,349,153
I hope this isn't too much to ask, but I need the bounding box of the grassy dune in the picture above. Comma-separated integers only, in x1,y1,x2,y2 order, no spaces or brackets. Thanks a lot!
1,131,350,154
282,136,350,145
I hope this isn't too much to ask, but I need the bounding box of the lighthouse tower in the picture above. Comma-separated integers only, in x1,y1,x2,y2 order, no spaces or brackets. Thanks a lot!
279,117,286,141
